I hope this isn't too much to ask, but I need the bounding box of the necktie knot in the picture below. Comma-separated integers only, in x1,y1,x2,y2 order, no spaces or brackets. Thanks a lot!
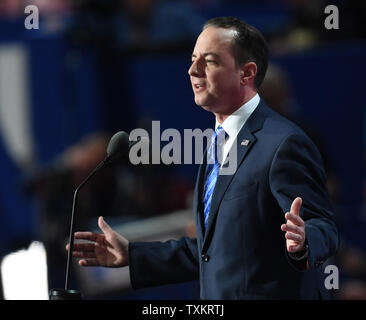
216,125,224,134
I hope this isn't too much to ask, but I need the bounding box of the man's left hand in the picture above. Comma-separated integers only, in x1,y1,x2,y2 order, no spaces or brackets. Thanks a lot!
281,197,306,253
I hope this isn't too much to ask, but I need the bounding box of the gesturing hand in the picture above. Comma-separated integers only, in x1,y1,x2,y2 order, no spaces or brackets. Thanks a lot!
281,197,306,253
66,216,129,268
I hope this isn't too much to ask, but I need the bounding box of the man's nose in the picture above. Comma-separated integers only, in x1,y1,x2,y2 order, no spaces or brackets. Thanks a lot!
188,58,204,77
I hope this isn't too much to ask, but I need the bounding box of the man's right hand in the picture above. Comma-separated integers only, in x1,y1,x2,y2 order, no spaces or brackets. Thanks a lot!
66,216,129,268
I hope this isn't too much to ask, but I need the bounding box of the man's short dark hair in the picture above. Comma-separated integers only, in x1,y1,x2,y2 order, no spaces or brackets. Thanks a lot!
203,16,269,89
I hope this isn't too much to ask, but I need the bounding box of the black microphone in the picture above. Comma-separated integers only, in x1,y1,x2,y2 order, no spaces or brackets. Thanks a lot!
49,131,130,300
106,131,130,161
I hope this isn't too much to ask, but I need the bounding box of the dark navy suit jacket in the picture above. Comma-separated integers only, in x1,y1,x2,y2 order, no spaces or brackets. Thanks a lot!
129,101,339,299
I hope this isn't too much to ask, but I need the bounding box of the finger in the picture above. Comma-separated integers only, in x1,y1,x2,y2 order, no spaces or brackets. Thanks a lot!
79,259,100,267
74,232,99,242
285,232,302,243
71,243,96,252
281,223,303,235
73,251,96,259
285,212,304,227
66,242,95,253
98,216,112,234
288,244,304,253
290,197,302,216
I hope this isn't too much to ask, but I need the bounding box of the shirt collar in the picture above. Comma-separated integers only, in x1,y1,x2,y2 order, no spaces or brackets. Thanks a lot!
215,93,260,139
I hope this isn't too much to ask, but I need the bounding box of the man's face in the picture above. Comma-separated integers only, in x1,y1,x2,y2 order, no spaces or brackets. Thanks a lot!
188,27,243,115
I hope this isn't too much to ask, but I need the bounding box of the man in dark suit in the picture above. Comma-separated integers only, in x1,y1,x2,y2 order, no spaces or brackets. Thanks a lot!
68,17,339,299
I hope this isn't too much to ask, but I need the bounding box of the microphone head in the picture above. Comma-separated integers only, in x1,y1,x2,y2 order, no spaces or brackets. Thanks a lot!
106,131,130,160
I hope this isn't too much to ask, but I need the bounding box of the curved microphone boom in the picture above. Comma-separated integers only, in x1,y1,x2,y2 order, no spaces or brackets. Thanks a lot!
50,131,130,299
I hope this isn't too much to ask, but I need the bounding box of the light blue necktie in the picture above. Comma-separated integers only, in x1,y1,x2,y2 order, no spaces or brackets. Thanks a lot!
203,126,226,229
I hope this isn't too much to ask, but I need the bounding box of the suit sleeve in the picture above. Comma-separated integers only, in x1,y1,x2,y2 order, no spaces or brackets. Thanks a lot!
269,133,339,271
128,237,199,289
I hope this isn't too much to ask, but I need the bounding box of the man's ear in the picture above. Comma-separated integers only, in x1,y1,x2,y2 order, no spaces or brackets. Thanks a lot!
240,62,257,86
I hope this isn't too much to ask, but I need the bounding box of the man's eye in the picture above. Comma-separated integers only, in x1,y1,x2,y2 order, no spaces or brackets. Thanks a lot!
206,60,216,64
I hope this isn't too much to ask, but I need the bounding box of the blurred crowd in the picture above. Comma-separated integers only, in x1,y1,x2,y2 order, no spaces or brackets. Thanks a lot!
0,0,365,299
1,0,366,53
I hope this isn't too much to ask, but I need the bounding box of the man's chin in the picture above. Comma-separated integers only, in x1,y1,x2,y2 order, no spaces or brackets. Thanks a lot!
194,98,212,111
200,104,213,112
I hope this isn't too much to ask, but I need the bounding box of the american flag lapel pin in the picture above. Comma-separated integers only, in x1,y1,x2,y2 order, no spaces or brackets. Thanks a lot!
241,139,250,146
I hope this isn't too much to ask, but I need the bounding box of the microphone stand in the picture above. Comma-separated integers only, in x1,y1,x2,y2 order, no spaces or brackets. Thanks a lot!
49,156,111,300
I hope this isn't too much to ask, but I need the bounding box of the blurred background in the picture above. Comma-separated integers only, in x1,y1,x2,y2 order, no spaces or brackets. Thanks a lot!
0,0,365,300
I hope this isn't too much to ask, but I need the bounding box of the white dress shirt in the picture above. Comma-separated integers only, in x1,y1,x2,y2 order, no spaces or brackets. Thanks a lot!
215,93,260,166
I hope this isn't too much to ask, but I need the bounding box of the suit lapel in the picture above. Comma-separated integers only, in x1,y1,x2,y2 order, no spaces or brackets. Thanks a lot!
193,152,207,240
202,101,269,251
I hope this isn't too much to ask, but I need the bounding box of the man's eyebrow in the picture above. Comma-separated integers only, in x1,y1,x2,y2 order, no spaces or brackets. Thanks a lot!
204,52,220,58
191,52,220,59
